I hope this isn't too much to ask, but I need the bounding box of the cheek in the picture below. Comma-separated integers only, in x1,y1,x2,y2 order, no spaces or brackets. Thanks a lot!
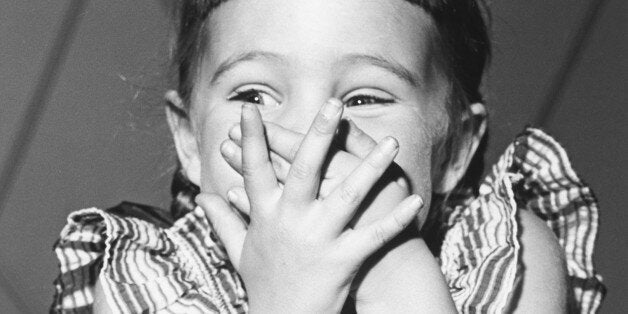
352,110,436,200
392,126,436,226
395,131,433,197
195,106,243,196
348,99,449,224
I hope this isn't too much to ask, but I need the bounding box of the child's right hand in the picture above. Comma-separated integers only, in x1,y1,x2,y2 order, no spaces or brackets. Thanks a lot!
222,118,414,226
195,100,423,313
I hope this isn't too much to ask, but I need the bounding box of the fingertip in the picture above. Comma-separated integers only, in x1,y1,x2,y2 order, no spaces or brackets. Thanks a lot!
344,119,377,158
399,194,423,220
226,189,238,203
194,193,207,206
383,136,399,148
378,137,399,158
195,193,216,210
229,123,242,141
346,118,362,135
227,186,251,214
220,139,237,157
408,194,424,209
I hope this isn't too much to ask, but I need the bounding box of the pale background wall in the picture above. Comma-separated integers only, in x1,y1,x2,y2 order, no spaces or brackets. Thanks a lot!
0,1,625,313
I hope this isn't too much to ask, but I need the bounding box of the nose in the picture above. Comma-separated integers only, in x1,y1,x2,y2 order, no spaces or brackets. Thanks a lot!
271,96,333,134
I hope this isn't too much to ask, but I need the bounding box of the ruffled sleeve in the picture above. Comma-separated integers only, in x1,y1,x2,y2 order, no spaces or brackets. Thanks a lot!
51,206,247,313
439,128,605,313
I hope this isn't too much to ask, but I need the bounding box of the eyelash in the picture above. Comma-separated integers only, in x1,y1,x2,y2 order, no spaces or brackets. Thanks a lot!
228,89,278,106
228,89,395,107
344,94,395,107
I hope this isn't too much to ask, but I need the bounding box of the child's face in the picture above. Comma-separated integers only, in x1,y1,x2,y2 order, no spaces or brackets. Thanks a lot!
186,0,451,211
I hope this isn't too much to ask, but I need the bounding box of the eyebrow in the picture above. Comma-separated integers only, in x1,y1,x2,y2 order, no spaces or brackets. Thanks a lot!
210,50,420,88
210,51,285,85
338,53,420,88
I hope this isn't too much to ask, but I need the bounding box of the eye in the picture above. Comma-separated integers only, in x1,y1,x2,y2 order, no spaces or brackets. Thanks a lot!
228,89,281,107
344,94,396,107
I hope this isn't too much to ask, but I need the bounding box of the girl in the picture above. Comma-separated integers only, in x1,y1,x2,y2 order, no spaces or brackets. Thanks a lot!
51,0,605,313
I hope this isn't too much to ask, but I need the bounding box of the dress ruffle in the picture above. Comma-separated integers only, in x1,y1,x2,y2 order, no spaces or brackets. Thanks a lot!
440,128,605,313
51,128,605,313
51,207,247,313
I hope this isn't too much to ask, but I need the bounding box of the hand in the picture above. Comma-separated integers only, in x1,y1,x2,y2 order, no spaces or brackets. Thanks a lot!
220,114,429,306
221,119,413,229
195,100,423,313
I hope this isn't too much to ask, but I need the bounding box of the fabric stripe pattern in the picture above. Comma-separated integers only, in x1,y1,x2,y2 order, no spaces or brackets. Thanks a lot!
51,207,247,313
51,128,604,313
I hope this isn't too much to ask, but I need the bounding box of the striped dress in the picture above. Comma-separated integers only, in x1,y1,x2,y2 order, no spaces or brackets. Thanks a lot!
50,128,606,313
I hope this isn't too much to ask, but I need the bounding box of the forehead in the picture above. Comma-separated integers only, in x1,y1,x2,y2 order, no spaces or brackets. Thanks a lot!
205,0,439,80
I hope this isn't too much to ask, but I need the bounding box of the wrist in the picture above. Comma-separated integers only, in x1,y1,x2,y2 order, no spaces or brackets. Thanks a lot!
353,233,425,302
247,279,350,314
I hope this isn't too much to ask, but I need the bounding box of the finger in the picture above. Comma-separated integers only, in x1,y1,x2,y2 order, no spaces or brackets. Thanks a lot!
195,193,247,270
346,194,423,258
231,119,375,166
324,137,399,230
230,121,357,186
230,122,303,163
269,152,290,183
344,119,377,159
226,186,251,215
283,99,344,203
221,139,242,174
222,139,291,184
240,104,279,205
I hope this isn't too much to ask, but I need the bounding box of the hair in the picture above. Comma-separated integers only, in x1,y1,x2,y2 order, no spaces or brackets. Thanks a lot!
167,0,491,255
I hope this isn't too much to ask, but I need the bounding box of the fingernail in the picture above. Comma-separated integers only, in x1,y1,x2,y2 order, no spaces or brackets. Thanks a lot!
320,99,342,119
382,136,399,153
227,190,237,203
410,194,424,209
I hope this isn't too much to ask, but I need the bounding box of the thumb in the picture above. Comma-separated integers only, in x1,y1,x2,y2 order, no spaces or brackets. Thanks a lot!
195,193,247,270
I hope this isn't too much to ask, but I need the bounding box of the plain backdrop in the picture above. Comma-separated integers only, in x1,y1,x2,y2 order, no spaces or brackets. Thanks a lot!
0,1,626,313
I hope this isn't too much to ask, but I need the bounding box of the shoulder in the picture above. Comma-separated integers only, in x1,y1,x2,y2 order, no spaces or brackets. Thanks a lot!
51,204,246,313
439,127,605,313
510,209,569,313
51,205,177,312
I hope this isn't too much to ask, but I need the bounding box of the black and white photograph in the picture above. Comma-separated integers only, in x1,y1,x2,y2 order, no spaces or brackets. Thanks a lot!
0,0,625,313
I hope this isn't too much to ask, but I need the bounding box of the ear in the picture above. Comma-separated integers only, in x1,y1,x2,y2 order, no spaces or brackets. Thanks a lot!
165,90,202,186
434,103,487,194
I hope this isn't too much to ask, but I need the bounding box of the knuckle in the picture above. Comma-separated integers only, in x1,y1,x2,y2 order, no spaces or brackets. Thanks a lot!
289,161,314,180
241,164,256,177
241,160,262,177
312,115,335,135
392,212,407,231
288,142,301,160
365,151,388,170
373,226,388,247
271,157,284,173
339,184,361,206
241,129,256,141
